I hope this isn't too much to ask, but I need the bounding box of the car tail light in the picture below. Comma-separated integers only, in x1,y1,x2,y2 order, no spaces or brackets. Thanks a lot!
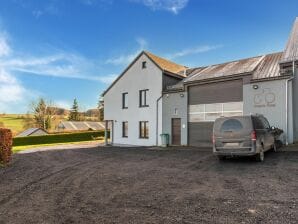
251,130,257,141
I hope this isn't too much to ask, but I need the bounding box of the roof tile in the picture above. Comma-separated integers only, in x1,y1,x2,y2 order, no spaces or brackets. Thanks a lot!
145,51,186,76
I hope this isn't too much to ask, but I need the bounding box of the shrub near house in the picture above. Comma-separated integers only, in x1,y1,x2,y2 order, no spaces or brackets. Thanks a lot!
0,128,13,165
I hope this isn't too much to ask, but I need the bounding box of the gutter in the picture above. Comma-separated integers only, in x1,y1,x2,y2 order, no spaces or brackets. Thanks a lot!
184,72,252,86
156,95,163,146
285,61,295,145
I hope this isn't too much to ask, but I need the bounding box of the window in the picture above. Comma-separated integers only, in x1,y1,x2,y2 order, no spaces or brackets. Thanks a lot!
253,117,265,130
220,119,243,132
189,102,243,122
122,92,128,109
122,122,128,137
174,108,178,115
142,61,147,69
139,121,149,138
260,117,270,129
139,89,149,107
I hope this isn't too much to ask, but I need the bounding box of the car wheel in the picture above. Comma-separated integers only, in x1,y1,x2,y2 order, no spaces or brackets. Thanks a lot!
256,149,265,162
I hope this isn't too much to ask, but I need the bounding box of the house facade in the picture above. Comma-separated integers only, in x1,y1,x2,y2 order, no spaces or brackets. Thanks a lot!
103,18,298,146
103,52,185,146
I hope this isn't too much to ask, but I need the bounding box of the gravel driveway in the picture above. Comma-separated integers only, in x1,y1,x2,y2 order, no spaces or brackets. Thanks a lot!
0,146,297,224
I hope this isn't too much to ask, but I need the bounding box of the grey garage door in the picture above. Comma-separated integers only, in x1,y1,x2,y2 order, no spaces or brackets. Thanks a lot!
188,79,243,146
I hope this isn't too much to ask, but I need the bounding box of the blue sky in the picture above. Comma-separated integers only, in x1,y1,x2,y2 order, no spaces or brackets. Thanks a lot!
0,0,297,113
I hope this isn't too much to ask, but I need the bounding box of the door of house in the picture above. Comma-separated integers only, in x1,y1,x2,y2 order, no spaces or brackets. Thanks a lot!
172,118,181,145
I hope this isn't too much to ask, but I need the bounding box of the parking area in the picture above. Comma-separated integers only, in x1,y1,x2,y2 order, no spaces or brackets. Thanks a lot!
0,146,297,224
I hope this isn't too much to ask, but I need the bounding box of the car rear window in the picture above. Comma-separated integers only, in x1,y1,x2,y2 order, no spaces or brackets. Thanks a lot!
220,119,243,132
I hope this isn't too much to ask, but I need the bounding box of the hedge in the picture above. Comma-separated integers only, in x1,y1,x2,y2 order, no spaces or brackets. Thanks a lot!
0,128,13,165
13,131,105,147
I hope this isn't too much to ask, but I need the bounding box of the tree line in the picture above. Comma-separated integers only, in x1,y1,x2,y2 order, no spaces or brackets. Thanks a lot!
24,96,104,131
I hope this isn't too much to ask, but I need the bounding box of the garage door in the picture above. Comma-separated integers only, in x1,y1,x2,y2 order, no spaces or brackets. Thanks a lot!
188,79,243,146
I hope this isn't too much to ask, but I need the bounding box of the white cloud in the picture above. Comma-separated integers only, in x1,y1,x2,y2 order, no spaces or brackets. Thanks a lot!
0,51,113,83
0,33,31,113
105,38,148,65
166,44,223,59
0,28,112,113
97,74,118,84
0,34,11,57
131,0,189,14
0,69,31,113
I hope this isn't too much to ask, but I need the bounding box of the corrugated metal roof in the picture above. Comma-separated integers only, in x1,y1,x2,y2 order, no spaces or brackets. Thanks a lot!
16,128,48,137
281,17,298,62
253,52,283,80
145,51,187,76
184,55,264,83
58,121,105,131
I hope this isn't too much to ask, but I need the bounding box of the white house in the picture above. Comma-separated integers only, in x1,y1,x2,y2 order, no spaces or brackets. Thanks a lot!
103,51,186,146
104,18,298,147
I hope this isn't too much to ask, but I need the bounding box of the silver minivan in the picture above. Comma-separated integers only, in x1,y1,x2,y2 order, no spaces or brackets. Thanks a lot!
213,115,277,162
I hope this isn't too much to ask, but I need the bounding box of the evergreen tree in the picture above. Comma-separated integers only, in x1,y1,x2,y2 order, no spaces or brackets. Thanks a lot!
69,98,80,121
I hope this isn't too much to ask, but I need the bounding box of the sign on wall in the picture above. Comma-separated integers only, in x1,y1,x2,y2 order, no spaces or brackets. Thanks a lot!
253,88,276,108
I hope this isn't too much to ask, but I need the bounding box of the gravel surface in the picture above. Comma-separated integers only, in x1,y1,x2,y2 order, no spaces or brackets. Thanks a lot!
0,146,297,224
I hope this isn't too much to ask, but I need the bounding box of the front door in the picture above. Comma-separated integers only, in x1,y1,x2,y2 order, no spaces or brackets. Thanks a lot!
172,118,181,145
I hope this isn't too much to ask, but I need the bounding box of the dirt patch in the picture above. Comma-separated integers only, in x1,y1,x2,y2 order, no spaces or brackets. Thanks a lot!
0,146,297,224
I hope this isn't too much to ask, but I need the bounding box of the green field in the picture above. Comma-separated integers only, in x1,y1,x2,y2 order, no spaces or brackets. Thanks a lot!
0,114,67,136
0,114,26,136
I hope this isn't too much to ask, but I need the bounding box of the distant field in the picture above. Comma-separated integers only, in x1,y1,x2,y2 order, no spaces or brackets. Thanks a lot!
0,114,26,136
0,114,100,136
0,114,63,136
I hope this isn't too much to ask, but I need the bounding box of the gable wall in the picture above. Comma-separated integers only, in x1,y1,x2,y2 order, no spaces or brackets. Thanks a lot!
104,54,163,146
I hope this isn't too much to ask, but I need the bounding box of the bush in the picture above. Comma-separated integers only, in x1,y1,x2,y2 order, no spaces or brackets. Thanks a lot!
13,131,105,146
0,128,13,165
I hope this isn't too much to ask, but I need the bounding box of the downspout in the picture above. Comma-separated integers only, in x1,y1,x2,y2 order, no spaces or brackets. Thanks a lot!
285,61,295,145
156,95,163,146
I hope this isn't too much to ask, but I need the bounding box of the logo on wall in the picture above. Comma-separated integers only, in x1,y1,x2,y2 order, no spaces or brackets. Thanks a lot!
254,88,276,108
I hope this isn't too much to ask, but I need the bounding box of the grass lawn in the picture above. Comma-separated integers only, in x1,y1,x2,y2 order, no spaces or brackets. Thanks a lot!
13,139,105,154
0,114,26,135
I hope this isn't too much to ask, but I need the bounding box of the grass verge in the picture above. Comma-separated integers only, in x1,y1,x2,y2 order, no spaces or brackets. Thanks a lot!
13,139,105,154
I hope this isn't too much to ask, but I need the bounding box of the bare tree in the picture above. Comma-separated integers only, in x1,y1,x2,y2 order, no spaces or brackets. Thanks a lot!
98,94,104,121
29,98,57,130
22,113,35,130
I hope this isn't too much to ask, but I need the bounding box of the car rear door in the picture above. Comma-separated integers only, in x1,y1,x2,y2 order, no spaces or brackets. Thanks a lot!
213,117,253,149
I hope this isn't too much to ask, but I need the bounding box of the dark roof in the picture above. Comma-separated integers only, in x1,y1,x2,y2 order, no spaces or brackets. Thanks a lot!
281,17,298,63
16,128,48,137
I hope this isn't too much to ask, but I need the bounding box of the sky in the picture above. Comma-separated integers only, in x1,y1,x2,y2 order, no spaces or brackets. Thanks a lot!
0,0,297,113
